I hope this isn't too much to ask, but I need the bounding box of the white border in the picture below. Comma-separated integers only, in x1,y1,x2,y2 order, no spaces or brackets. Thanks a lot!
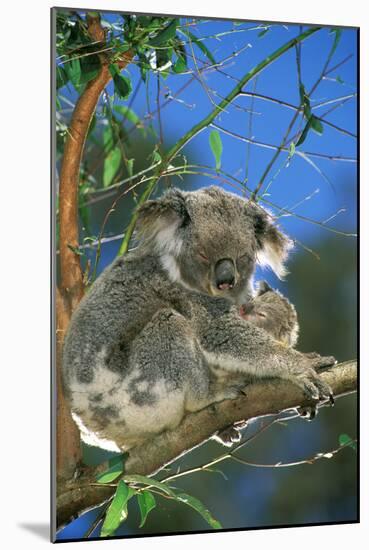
1,1,366,548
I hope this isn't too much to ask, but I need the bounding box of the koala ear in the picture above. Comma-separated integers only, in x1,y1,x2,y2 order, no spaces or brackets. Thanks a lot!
136,189,190,254
251,205,293,279
257,280,272,295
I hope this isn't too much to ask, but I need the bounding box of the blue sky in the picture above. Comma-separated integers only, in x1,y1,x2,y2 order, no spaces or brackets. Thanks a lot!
58,14,358,253
57,11,358,285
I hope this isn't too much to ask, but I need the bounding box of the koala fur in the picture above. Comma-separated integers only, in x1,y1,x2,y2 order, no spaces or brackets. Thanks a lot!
240,280,299,347
214,281,299,446
62,186,333,452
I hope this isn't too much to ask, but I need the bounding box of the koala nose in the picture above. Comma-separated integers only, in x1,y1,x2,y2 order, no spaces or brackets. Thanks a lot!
214,259,235,290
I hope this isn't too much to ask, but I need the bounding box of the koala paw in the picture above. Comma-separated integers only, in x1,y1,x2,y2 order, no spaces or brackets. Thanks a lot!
294,366,334,403
299,405,318,421
303,352,337,371
214,426,242,447
217,383,247,402
213,420,248,446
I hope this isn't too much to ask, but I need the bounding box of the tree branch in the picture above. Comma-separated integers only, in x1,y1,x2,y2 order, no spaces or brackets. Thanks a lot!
56,360,357,529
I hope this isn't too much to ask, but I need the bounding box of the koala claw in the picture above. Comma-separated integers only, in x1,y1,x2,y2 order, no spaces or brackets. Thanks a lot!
299,405,317,421
296,366,333,404
214,426,242,447
299,390,334,421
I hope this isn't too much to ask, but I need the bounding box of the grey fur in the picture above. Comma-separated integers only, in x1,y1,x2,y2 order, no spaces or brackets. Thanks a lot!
240,280,299,347
214,281,299,446
62,186,333,452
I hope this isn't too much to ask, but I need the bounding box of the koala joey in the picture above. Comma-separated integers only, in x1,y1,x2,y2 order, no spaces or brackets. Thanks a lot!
62,186,335,453
214,281,299,446
240,281,299,347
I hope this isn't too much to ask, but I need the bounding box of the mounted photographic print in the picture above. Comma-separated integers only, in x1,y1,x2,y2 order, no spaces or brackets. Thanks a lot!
51,7,358,542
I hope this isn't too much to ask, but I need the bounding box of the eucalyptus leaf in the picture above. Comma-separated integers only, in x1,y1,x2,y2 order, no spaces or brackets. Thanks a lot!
296,117,313,147
178,29,216,66
96,455,125,484
149,18,179,47
289,141,296,158
310,115,324,135
100,481,133,537
103,146,121,188
137,491,156,527
175,492,222,529
114,105,141,126
126,158,134,177
339,433,357,451
113,73,132,100
56,65,68,89
123,474,177,497
173,55,187,73
65,57,81,88
209,130,223,171
79,54,101,85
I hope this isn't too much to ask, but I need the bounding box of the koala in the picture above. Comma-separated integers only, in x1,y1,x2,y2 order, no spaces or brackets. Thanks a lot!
214,281,299,446
62,186,334,453
240,281,299,347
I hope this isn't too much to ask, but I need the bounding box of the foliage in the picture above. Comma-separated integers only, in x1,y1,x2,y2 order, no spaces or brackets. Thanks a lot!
95,464,222,536
55,9,357,539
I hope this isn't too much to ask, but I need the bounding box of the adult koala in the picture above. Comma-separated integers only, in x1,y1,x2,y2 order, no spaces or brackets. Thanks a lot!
62,186,333,452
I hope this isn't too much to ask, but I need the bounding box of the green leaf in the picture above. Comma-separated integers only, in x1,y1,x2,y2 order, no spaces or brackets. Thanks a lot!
156,47,173,70
296,117,313,147
126,158,134,177
79,54,101,85
152,150,162,164
289,141,296,158
114,105,141,126
339,433,357,451
173,55,187,73
64,57,81,88
56,65,68,89
310,115,324,135
137,51,149,82
137,491,156,527
100,480,132,537
209,130,223,171
175,492,222,529
103,146,121,188
123,475,177,497
149,18,179,47
113,73,132,100
178,29,216,66
96,455,125,484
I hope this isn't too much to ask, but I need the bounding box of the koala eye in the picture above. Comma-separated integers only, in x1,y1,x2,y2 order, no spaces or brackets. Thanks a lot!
256,311,267,318
198,251,209,263
239,253,253,263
